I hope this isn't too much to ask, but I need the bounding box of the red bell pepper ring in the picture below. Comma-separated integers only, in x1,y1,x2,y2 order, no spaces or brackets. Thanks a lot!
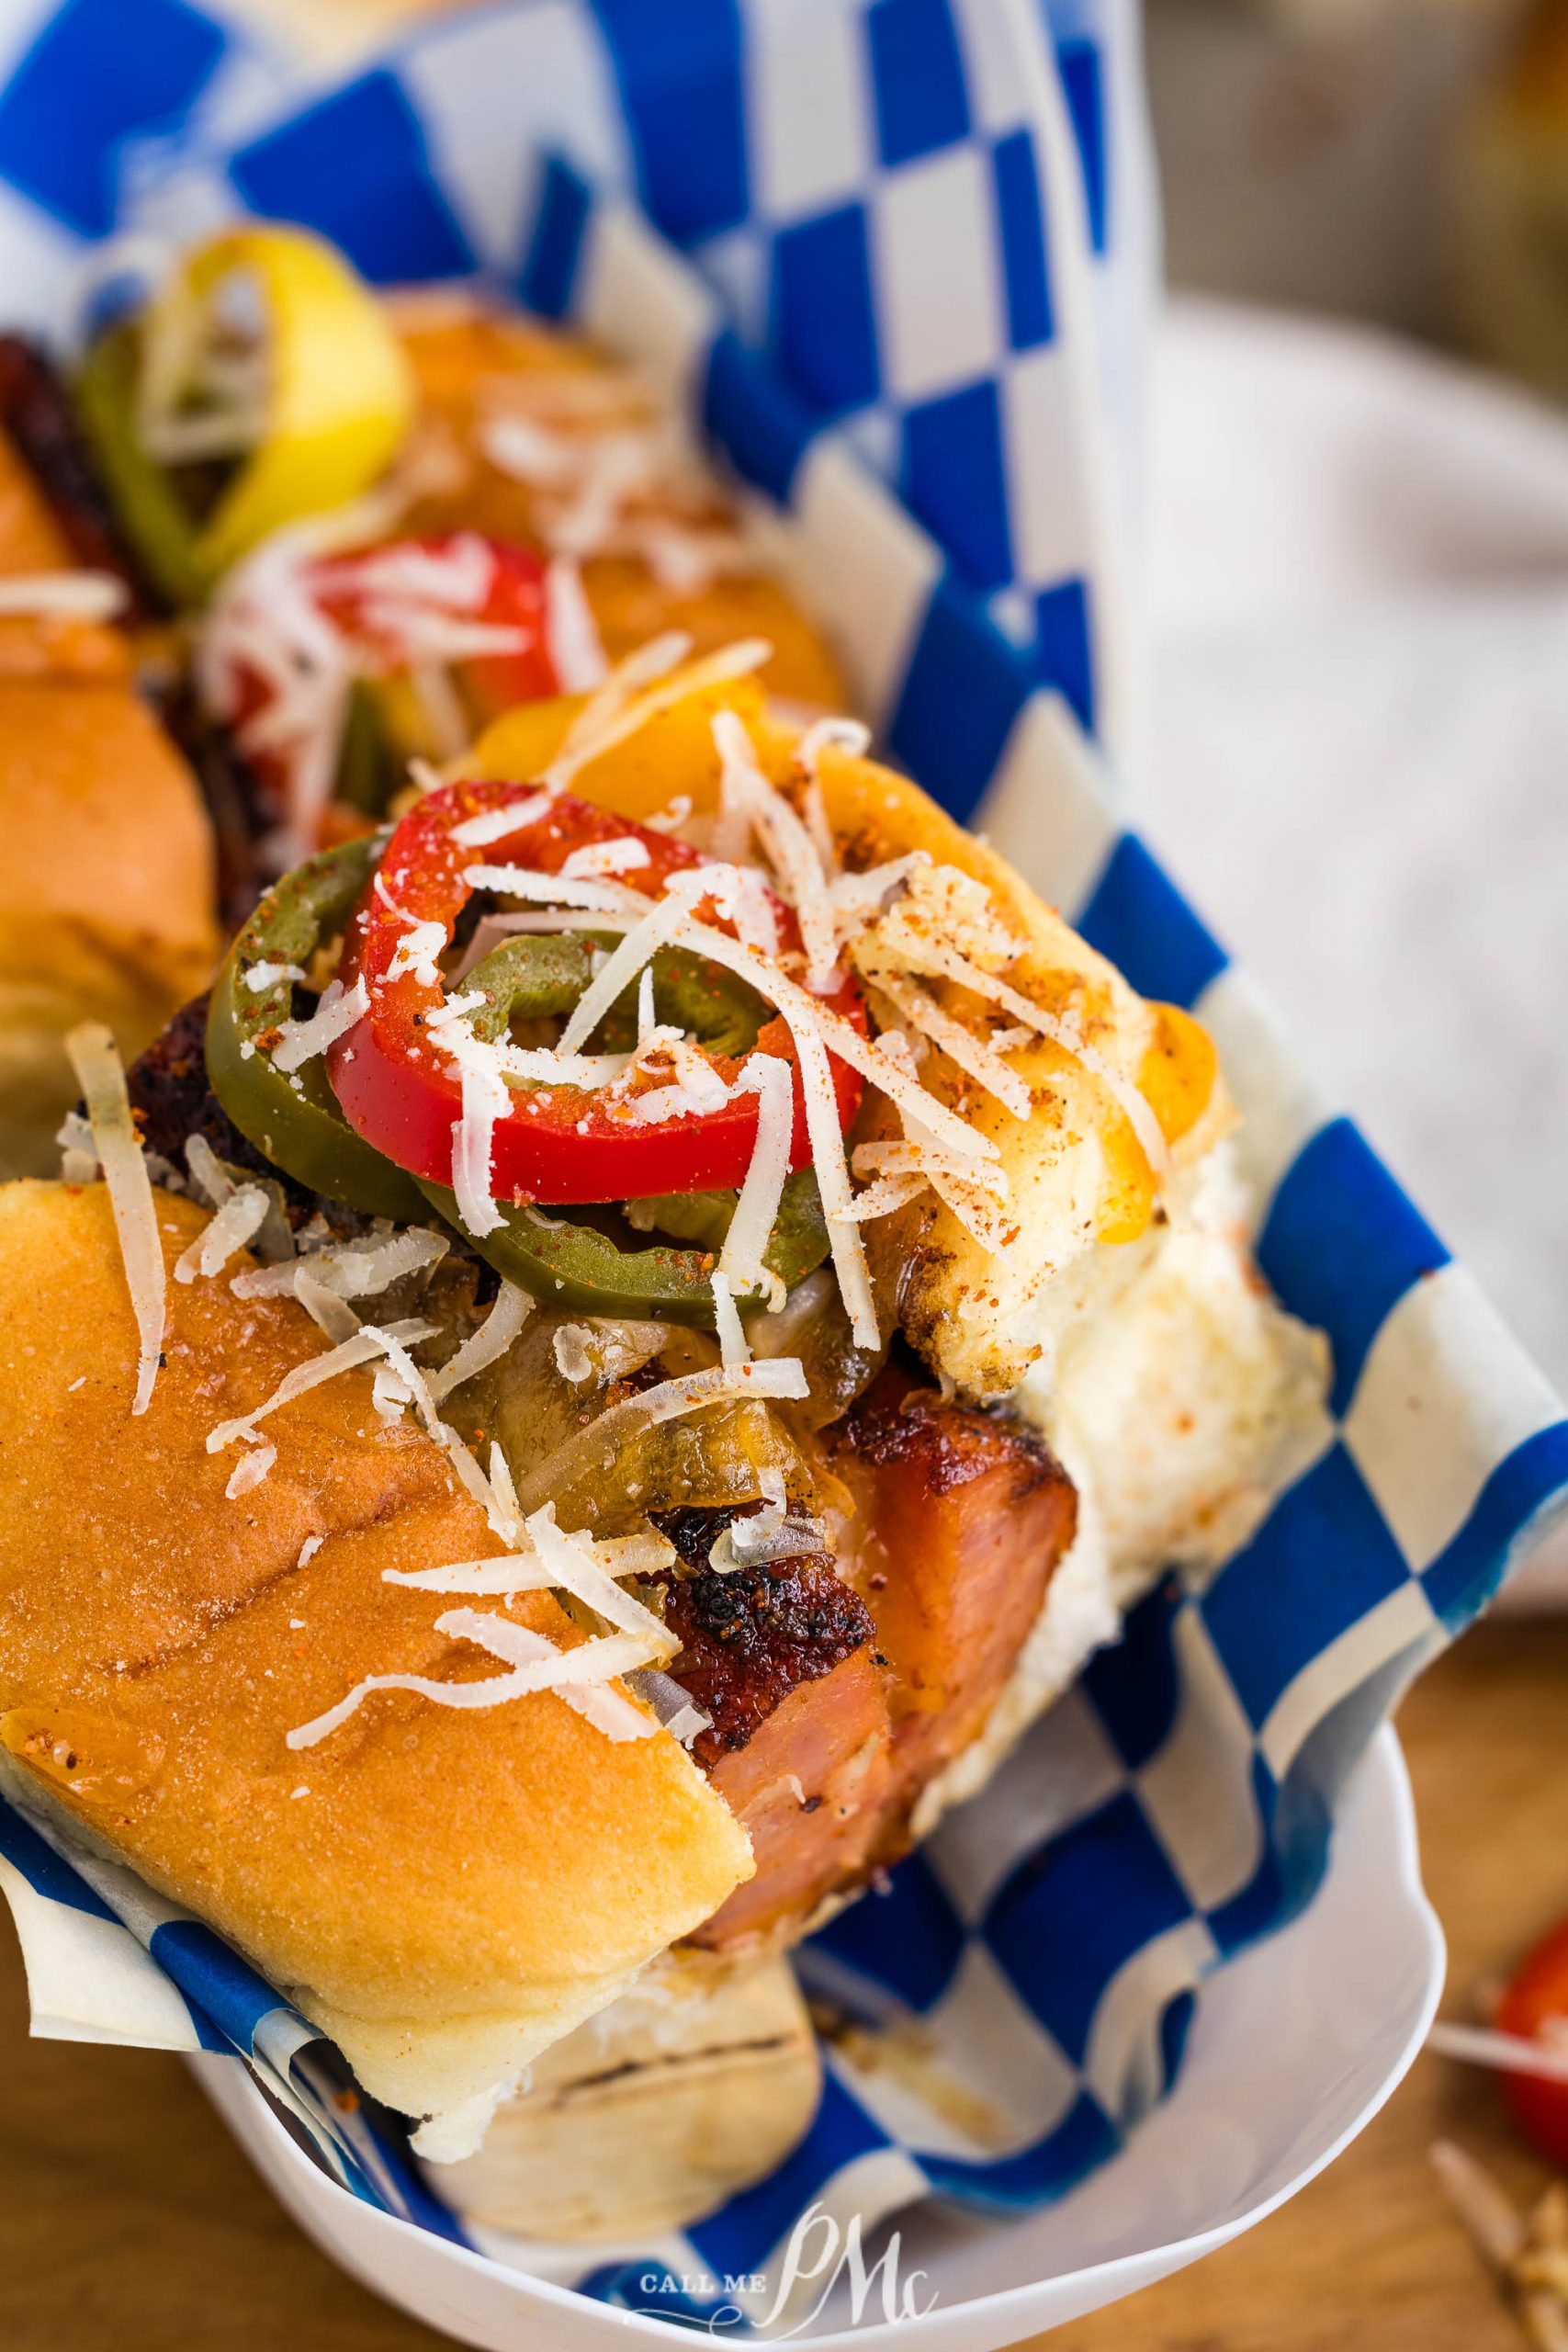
309,530,562,712
223,532,563,815
325,777,865,1204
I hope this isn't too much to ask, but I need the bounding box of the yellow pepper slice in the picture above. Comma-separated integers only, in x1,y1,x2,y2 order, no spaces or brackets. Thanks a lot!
144,222,415,584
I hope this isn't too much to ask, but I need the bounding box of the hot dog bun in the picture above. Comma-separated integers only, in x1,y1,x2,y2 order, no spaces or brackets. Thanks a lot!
0,1180,752,2155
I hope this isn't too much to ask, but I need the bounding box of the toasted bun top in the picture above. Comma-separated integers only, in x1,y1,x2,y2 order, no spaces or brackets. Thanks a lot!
0,678,215,977
0,1182,751,2124
467,675,1229,1397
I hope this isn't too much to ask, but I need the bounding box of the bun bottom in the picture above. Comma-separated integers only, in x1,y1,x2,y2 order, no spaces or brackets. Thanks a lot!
429,1955,821,2241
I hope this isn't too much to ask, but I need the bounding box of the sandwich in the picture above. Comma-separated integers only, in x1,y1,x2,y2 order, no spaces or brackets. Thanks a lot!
0,338,216,1176
71,224,842,882
0,644,1329,2236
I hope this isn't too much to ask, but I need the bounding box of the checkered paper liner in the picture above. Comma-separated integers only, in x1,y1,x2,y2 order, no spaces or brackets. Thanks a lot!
0,0,1563,2330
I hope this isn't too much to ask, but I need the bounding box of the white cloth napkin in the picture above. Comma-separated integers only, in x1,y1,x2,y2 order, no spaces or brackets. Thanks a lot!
1142,299,1568,1603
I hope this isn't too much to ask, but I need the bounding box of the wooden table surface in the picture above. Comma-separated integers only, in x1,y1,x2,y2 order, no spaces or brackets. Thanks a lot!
2,1617,1563,2352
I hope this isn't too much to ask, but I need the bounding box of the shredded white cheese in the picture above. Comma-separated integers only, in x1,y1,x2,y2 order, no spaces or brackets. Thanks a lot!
286,1618,657,1750
270,977,369,1075
206,1318,436,1454
243,960,307,993
460,861,644,914
0,570,129,621
515,1356,808,1516
357,1324,513,1532
174,1185,270,1284
426,1281,532,1405
544,557,607,692
183,1133,235,1209
56,1108,97,1185
552,865,713,1057
552,1324,594,1384
716,1053,794,1306
385,920,449,988
869,968,1032,1119
709,1271,750,1369
626,1668,712,1747
225,1442,276,1501
451,794,557,848
292,1269,360,1341
232,1227,447,1305
711,709,839,993
543,635,771,791
64,1023,166,1417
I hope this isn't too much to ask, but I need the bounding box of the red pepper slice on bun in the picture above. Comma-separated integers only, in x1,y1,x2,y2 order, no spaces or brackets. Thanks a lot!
326,778,864,1204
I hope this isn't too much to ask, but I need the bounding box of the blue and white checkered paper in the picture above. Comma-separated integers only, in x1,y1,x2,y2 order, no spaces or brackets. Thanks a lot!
0,0,1564,2328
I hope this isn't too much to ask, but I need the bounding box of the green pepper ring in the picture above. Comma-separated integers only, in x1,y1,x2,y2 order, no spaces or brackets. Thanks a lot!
420,1167,829,1327
207,845,831,1321
206,834,430,1220
462,930,765,1060
423,932,829,1317
74,322,214,610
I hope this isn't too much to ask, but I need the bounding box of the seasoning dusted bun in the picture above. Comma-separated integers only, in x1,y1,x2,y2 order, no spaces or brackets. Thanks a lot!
465,673,1234,1401
0,1180,752,2156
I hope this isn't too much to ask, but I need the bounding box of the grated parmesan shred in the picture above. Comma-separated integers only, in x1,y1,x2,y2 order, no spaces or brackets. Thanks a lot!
206,1318,437,1455
544,558,607,692
286,1618,658,1750
716,1053,794,1306
174,1185,270,1284
709,1271,750,1369
292,1268,361,1343
869,968,1032,1119
183,1133,235,1210
426,1281,532,1405
225,1442,276,1500
626,1667,712,1747
356,1324,513,1533
460,860,644,914
232,1227,447,1306
515,1357,808,1517
0,571,129,621
542,635,771,791
64,1023,166,1417
451,793,557,848
552,1324,594,1384
270,977,369,1075
711,710,840,993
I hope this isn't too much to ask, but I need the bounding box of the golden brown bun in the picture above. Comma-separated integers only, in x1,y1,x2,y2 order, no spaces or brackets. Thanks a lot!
468,677,1232,1396
0,420,74,571
0,681,217,1174
0,424,130,683
388,300,844,712
0,1182,752,2149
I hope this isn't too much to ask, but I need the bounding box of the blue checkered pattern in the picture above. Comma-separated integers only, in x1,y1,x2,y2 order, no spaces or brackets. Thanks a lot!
0,0,1563,2327
0,0,281,333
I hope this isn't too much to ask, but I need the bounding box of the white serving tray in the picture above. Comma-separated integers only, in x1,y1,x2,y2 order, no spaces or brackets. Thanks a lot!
187,1726,1441,2350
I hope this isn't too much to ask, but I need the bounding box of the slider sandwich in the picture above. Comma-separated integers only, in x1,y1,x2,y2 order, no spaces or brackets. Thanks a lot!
0,651,1328,2235
0,340,215,1175
70,225,841,885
